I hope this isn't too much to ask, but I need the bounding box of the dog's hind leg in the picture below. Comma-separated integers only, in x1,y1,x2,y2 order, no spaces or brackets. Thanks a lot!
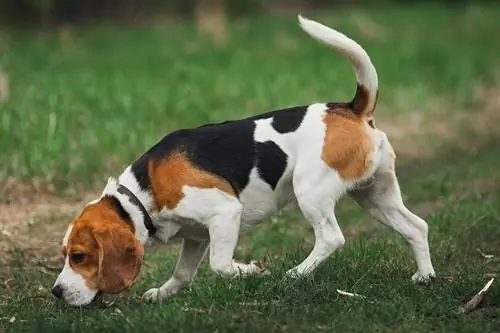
349,144,435,282
286,168,346,278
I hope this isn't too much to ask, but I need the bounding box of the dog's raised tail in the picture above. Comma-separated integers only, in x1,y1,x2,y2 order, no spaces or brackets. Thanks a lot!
298,14,379,117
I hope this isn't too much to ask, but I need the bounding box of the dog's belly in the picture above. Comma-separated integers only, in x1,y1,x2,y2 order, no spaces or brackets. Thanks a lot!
239,168,294,227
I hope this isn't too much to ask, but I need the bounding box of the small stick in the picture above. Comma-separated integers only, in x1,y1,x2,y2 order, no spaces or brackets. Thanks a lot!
477,248,495,260
114,308,135,328
336,289,366,299
35,261,61,273
0,69,9,102
100,296,117,308
459,278,495,314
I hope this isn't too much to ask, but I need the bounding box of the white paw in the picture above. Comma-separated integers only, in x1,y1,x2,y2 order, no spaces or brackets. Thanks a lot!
142,288,163,302
411,271,436,284
285,267,305,279
142,287,177,303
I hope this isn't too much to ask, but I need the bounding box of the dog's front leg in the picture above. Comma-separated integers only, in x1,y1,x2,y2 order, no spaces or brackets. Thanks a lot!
142,238,209,302
207,203,267,277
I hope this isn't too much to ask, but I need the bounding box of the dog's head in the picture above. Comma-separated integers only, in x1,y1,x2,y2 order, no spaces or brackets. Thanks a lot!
52,198,144,306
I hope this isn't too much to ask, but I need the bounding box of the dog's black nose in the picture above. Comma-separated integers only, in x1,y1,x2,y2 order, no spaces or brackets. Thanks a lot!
51,285,64,299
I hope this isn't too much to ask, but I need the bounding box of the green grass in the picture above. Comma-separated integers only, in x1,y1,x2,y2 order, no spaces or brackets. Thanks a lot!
2,138,499,332
1,3,499,188
1,2,500,333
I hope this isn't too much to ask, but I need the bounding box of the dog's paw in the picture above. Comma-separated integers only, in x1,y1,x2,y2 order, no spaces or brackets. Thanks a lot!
250,260,270,276
142,287,177,303
142,288,163,303
411,271,436,284
230,260,269,277
284,267,307,279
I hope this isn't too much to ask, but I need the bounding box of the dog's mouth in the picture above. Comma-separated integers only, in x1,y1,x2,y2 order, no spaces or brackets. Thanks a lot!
56,290,103,308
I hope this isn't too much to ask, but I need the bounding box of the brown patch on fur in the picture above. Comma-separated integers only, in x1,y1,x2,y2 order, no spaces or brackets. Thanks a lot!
64,200,144,293
93,225,143,293
148,152,235,210
67,225,101,289
322,109,374,180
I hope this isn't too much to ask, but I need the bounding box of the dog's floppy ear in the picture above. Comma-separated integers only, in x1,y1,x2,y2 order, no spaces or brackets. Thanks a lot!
93,226,144,293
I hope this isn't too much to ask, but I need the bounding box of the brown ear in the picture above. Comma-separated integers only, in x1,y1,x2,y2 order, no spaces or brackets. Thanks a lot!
93,226,144,294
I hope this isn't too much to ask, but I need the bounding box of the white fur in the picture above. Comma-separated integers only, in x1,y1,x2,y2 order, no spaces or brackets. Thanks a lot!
100,176,150,244
62,224,73,246
53,257,98,306
239,167,281,227
298,15,378,113
249,117,298,219
254,117,296,154
118,166,153,209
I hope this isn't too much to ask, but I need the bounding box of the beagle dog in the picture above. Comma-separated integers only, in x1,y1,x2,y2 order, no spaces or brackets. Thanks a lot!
52,15,435,306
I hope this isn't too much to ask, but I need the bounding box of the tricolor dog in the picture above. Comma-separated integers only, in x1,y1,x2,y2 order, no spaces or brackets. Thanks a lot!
52,15,435,306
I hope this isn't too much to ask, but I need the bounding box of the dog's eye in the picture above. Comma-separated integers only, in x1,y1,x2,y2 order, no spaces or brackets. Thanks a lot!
70,253,87,264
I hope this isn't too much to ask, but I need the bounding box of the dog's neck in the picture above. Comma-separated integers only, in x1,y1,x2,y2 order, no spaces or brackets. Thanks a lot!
97,166,156,245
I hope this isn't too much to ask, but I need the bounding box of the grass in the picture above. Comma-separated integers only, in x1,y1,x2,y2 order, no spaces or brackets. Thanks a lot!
1,2,500,333
2,140,500,332
1,3,499,188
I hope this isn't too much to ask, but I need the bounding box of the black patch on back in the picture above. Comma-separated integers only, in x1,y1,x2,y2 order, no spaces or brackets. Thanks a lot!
104,195,133,226
255,141,287,190
129,105,308,195
185,123,256,194
130,125,256,195
131,154,151,191
269,106,307,133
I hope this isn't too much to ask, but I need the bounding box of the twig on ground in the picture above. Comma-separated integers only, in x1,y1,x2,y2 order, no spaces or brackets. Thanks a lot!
459,278,495,314
114,308,135,328
0,316,27,324
35,261,61,273
100,296,117,308
3,278,13,289
477,248,495,260
183,307,208,314
0,69,9,102
1,229,12,237
336,289,366,299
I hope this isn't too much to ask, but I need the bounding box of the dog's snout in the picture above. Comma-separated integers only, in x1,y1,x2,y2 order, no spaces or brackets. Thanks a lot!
52,284,64,299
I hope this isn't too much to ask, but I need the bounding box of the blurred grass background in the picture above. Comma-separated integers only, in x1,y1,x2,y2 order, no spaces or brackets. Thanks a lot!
1,1,500,332
0,1,499,192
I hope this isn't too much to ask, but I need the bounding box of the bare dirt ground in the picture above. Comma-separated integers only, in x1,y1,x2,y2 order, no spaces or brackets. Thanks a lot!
0,187,97,263
1,87,499,264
